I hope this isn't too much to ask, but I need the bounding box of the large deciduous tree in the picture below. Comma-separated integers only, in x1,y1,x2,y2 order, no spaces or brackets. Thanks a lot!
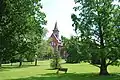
72,0,120,75
0,0,46,67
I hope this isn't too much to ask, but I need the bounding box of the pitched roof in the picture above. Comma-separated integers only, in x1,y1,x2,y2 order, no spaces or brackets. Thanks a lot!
50,34,59,42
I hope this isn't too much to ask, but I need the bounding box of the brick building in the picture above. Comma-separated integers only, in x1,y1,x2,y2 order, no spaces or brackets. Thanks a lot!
49,22,62,50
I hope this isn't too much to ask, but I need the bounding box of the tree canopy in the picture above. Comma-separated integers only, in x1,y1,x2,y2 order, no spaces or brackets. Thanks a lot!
71,0,120,75
0,0,46,67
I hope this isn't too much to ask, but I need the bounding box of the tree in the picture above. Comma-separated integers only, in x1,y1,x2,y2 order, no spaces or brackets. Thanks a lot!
72,0,120,75
0,0,46,67
61,36,81,63
34,39,54,66
38,40,54,59
50,48,61,69
0,0,17,67
32,28,54,66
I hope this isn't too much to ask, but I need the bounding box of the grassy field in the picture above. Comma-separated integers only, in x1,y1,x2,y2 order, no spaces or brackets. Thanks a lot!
0,60,120,80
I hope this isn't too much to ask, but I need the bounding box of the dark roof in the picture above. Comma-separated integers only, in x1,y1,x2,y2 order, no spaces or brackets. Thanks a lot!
53,22,59,31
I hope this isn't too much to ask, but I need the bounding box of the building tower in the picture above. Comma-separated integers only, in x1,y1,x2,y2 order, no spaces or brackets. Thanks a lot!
53,22,59,38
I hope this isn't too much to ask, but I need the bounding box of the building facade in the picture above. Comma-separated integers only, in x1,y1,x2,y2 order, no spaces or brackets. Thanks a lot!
49,22,68,59
49,22,62,50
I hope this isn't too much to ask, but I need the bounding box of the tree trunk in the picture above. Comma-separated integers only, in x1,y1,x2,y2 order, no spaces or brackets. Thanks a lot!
0,59,2,68
10,59,13,66
19,61,22,67
99,58,109,75
19,55,23,67
35,59,37,66
99,65,109,75
0,57,2,68
11,63,13,66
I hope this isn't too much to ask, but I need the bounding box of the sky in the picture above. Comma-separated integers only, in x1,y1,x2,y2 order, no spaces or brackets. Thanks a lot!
41,0,120,39
41,0,76,38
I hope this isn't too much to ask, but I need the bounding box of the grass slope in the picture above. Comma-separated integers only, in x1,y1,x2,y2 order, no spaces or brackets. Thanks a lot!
0,60,120,80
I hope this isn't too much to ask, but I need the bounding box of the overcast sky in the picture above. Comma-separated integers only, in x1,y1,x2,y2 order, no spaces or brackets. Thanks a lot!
41,0,76,38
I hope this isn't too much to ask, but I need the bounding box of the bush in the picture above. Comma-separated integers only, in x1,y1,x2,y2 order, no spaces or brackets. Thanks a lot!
50,58,61,69
50,50,61,69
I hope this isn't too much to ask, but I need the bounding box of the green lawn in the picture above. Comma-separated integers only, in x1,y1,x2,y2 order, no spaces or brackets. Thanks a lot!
0,60,120,80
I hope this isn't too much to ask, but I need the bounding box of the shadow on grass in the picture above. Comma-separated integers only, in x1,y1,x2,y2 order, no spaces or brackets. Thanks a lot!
10,73,120,80
0,65,39,72
45,68,56,70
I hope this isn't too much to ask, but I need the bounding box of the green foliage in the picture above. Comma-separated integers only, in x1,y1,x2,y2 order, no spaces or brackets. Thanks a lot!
72,0,120,75
61,36,81,63
50,59,61,69
0,0,46,67
36,39,54,60
50,50,61,69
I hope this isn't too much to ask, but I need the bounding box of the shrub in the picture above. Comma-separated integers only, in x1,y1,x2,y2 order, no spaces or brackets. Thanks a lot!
50,50,61,69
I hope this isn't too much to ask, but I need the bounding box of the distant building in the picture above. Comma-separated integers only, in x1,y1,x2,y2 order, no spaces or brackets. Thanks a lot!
49,22,68,59
49,22,62,51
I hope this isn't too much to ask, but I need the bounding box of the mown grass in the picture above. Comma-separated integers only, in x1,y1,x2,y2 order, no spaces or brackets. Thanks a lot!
0,60,120,80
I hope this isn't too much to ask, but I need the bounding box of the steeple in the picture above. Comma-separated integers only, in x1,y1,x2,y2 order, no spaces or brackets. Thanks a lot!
53,22,59,38
53,22,59,31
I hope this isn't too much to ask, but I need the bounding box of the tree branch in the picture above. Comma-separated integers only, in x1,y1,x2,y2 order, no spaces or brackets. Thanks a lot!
91,63,100,68
107,58,118,66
